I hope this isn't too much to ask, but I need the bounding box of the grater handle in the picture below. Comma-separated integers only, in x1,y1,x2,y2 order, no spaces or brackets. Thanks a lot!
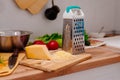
66,6,81,13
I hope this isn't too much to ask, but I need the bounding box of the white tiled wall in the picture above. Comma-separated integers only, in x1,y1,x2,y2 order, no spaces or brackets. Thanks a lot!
0,0,119,39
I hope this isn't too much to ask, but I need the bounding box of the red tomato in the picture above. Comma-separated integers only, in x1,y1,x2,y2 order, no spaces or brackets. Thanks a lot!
33,40,45,45
47,40,59,50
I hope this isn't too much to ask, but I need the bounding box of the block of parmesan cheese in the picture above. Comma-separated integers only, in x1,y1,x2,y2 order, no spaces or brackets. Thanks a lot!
27,0,48,14
15,0,37,9
25,45,52,60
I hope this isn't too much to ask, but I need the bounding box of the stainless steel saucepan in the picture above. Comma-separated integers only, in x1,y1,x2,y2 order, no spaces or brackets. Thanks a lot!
0,30,32,52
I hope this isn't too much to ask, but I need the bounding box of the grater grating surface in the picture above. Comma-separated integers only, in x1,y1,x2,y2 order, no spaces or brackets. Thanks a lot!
72,18,85,55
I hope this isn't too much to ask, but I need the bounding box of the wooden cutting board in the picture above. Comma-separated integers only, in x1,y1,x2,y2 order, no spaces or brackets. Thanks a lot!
20,53,91,72
0,53,25,76
27,0,48,14
15,0,37,9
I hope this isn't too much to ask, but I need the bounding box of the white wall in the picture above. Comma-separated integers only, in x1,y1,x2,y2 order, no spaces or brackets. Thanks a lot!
115,0,120,31
0,0,117,39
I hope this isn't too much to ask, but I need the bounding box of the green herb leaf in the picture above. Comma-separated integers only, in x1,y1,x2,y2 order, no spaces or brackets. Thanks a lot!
0,56,4,64
35,33,62,44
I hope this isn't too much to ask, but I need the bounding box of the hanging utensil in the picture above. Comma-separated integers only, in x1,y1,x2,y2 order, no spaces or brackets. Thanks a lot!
15,0,37,9
27,0,48,14
44,0,60,20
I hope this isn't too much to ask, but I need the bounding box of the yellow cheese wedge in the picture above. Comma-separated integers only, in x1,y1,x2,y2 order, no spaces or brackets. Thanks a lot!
52,51,73,60
25,45,52,60
27,0,48,14
15,0,37,9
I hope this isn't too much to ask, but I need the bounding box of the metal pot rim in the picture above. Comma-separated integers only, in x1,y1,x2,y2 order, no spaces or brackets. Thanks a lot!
0,30,32,37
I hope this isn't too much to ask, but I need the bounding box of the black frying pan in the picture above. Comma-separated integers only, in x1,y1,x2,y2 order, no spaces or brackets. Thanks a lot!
44,0,60,20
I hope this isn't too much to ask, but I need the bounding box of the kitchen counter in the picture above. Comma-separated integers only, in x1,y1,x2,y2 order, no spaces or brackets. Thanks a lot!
49,62,120,80
0,46,120,80
97,35,120,48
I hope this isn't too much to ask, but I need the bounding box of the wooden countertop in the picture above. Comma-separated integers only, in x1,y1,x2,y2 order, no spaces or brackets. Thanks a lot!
1,46,120,80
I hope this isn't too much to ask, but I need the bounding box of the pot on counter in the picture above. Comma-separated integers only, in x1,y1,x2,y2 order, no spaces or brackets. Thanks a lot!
0,30,32,52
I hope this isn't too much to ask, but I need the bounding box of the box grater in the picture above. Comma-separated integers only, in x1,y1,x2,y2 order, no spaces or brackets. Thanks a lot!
62,6,85,55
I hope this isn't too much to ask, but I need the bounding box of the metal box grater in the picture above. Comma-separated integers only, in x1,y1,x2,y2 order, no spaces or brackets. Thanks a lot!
62,6,85,55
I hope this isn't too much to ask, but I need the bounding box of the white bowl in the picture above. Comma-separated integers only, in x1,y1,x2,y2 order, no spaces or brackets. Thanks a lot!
89,32,106,38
